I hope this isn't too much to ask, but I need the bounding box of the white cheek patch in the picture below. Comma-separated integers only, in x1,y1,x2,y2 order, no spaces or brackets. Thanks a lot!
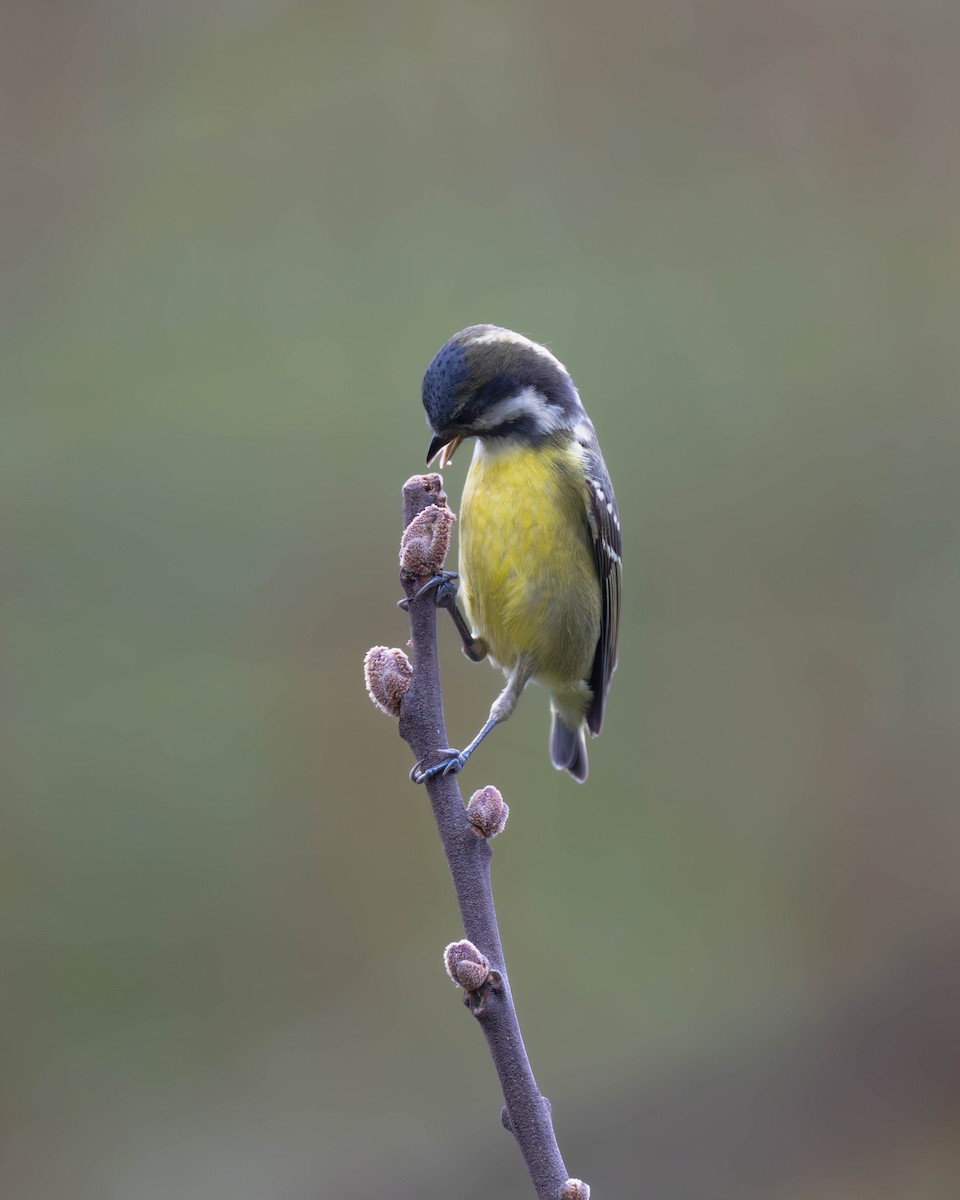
471,386,566,436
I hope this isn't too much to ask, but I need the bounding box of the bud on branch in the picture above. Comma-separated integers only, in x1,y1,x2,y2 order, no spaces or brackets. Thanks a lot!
444,939,491,991
363,646,412,717
399,503,455,583
467,785,510,839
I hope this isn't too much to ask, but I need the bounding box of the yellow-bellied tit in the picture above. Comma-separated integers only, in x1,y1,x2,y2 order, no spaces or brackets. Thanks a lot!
409,324,621,784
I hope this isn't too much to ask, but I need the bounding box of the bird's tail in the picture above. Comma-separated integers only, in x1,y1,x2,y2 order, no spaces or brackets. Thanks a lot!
550,711,588,783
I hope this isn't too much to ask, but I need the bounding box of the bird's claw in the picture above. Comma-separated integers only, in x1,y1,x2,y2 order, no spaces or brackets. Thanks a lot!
410,748,467,784
397,572,459,611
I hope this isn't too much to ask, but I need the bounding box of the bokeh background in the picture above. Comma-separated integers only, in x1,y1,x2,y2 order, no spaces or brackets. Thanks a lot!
4,2,960,1197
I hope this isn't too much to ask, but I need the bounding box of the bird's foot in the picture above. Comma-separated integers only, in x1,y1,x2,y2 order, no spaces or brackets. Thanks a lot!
397,572,459,612
410,748,468,784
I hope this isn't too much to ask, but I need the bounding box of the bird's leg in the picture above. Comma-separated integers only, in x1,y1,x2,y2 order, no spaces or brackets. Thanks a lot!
411,658,532,784
398,572,487,662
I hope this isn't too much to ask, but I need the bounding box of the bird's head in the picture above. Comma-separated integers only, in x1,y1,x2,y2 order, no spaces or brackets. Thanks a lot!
421,325,582,466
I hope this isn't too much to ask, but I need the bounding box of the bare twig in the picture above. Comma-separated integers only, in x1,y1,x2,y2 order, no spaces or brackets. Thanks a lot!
367,473,586,1200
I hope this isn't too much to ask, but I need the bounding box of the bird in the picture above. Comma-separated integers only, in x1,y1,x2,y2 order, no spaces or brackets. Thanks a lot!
410,324,620,784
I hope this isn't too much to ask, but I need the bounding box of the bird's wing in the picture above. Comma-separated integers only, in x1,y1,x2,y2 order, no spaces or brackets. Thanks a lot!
584,456,621,736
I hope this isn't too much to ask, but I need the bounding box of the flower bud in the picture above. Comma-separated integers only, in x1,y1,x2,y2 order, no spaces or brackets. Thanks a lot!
466,786,509,839
363,646,412,717
558,1181,590,1200
400,504,455,580
443,939,491,991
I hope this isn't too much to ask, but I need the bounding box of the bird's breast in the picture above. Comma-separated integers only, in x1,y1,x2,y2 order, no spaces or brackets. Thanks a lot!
458,439,600,686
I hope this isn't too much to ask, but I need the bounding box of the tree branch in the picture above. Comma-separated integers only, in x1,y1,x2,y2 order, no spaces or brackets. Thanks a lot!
367,473,587,1200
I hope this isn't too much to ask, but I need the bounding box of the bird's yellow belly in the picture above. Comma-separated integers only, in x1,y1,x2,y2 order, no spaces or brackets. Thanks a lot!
459,441,600,688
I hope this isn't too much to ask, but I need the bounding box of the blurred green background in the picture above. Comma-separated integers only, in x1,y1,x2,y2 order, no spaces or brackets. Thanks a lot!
4,2,960,1197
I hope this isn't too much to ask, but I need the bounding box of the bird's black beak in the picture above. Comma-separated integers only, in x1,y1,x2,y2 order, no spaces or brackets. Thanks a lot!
426,432,464,467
